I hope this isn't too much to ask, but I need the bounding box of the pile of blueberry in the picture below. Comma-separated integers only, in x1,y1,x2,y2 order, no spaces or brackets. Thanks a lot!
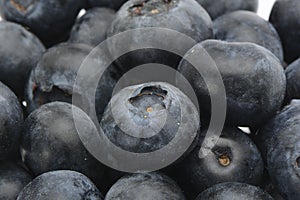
0,0,299,199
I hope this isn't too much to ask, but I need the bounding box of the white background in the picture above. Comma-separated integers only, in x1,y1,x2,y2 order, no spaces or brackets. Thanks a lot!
0,0,276,21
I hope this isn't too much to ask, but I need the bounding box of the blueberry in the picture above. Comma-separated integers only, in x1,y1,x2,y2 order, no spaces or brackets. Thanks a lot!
105,173,186,200
100,82,199,157
269,0,300,64
196,0,258,19
87,0,128,10
0,161,32,200
178,40,286,127
0,21,45,99
17,170,103,200
107,0,213,72
258,100,300,199
213,11,284,62
21,102,106,193
170,127,264,199
284,58,300,105
0,0,83,47
69,8,115,47
25,43,118,119
0,81,23,160
195,182,273,200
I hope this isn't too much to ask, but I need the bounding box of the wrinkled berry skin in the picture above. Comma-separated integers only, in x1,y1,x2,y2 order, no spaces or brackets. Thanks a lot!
0,0,82,47
213,11,283,62
69,8,115,47
107,0,213,72
25,43,118,119
284,58,300,105
105,173,186,200
258,100,300,200
0,81,23,160
0,21,45,99
195,182,273,200
17,170,103,200
87,0,128,10
0,161,32,200
270,0,300,64
21,102,106,193
170,127,264,199
178,40,286,127
100,82,199,156
196,0,258,19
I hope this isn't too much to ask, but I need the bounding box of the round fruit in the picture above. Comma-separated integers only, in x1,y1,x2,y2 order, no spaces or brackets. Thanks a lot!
178,40,286,127
105,173,186,200
0,0,82,46
0,21,45,99
0,161,32,200
107,0,213,72
270,0,300,64
196,0,258,19
0,81,23,160
21,102,106,192
171,127,264,199
69,7,115,47
17,170,103,200
195,182,273,200
213,11,283,62
259,100,300,200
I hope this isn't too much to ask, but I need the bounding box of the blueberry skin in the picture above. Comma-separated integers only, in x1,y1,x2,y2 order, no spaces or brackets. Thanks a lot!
17,170,103,200
178,40,286,127
0,81,23,160
284,58,300,105
0,0,82,47
213,11,284,62
195,182,273,200
107,0,213,72
25,43,118,119
269,0,300,64
170,127,264,199
196,0,258,20
105,173,186,200
87,0,128,10
100,82,199,154
21,102,106,193
0,21,45,99
0,161,32,200
258,100,300,200
69,8,115,47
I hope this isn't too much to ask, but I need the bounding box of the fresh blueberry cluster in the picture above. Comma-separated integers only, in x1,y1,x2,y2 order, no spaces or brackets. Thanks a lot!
0,0,299,200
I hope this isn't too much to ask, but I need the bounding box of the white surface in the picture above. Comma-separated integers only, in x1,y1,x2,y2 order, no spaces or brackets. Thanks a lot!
0,0,276,21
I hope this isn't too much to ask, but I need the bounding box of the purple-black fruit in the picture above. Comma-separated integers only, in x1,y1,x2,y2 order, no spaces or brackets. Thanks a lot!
284,58,300,105
269,0,300,64
196,0,258,19
17,170,103,200
258,100,300,200
178,40,286,127
107,0,213,72
21,102,106,193
105,173,186,200
69,7,115,47
0,0,82,47
100,82,199,158
0,21,45,99
170,127,264,199
0,81,23,160
195,182,273,200
25,43,118,120
213,11,283,62
0,161,32,200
